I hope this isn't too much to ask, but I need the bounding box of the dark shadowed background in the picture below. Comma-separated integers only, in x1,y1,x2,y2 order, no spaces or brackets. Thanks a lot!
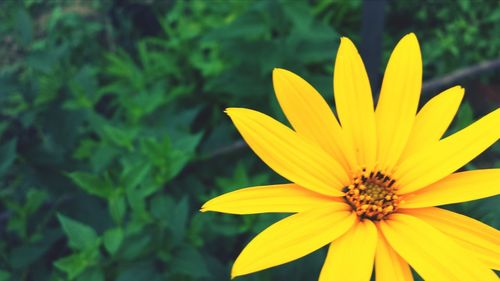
0,0,499,280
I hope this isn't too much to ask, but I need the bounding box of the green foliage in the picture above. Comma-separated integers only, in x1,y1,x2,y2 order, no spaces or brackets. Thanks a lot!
0,1,498,281
57,214,99,250
387,0,500,79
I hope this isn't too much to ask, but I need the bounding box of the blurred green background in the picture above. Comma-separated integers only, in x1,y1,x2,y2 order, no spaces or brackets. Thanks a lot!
0,0,499,280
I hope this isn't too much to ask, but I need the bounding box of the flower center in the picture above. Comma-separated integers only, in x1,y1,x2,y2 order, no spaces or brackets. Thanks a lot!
342,169,401,221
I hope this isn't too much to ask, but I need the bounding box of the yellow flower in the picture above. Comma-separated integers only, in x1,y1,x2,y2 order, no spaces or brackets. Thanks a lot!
201,33,500,280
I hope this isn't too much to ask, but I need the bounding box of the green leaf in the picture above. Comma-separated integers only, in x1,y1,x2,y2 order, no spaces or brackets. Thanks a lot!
9,230,60,269
0,138,17,177
54,245,101,280
108,196,126,224
57,214,99,250
0,270,10,281
101,125,137,150
25,189,48,215
67,172,112,198
0,122,8,138
172,132,203,153
116,261,160,281
121,161,151,190
54,253,89,280
168,133,202,180
25,45,68,73
103,227,124,256
171,246,210,278
121,235,151,260
10,243,49,269
15,9,33,46
76,268,105,281
150,195,175,221
168,197,188,245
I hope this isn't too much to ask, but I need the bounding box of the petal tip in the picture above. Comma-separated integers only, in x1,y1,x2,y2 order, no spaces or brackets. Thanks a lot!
339,36,349,42
199,205,208,212
272,68,297,82
449,85,464,91
400,32,420,48
224,107,242,116
339,36,355,49
405,32,417,40
272,68,288,79
231,264,243,279
443,85,465,99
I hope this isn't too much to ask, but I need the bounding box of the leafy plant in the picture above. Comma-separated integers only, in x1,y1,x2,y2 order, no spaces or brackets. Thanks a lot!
0,1,498,280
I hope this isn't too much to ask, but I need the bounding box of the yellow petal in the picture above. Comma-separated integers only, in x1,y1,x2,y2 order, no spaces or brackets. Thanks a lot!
401,207,500,270
333,37,377,171
401,169,500,207
231,206,356,278
319,219,377,281
226,108,349,196
380,213,497,281
375,228,413,281
376,33,422,172
273,68,355,170
395,108,500,194
201,183,344,214
400,86,464,161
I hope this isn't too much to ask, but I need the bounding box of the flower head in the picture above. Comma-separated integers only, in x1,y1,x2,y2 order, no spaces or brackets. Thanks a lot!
202,33,500,281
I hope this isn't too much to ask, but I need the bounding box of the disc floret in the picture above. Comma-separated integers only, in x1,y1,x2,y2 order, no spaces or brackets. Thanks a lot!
343,168,401,220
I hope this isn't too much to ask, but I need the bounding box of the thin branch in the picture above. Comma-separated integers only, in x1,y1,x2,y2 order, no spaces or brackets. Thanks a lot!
422,58,500,93
205,140,246,159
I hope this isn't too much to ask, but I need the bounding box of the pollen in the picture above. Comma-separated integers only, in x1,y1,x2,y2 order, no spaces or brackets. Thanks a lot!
342,168,401,221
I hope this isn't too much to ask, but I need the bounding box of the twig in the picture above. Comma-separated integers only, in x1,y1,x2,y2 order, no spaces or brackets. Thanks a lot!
205,140,246,159
422,58,500,93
